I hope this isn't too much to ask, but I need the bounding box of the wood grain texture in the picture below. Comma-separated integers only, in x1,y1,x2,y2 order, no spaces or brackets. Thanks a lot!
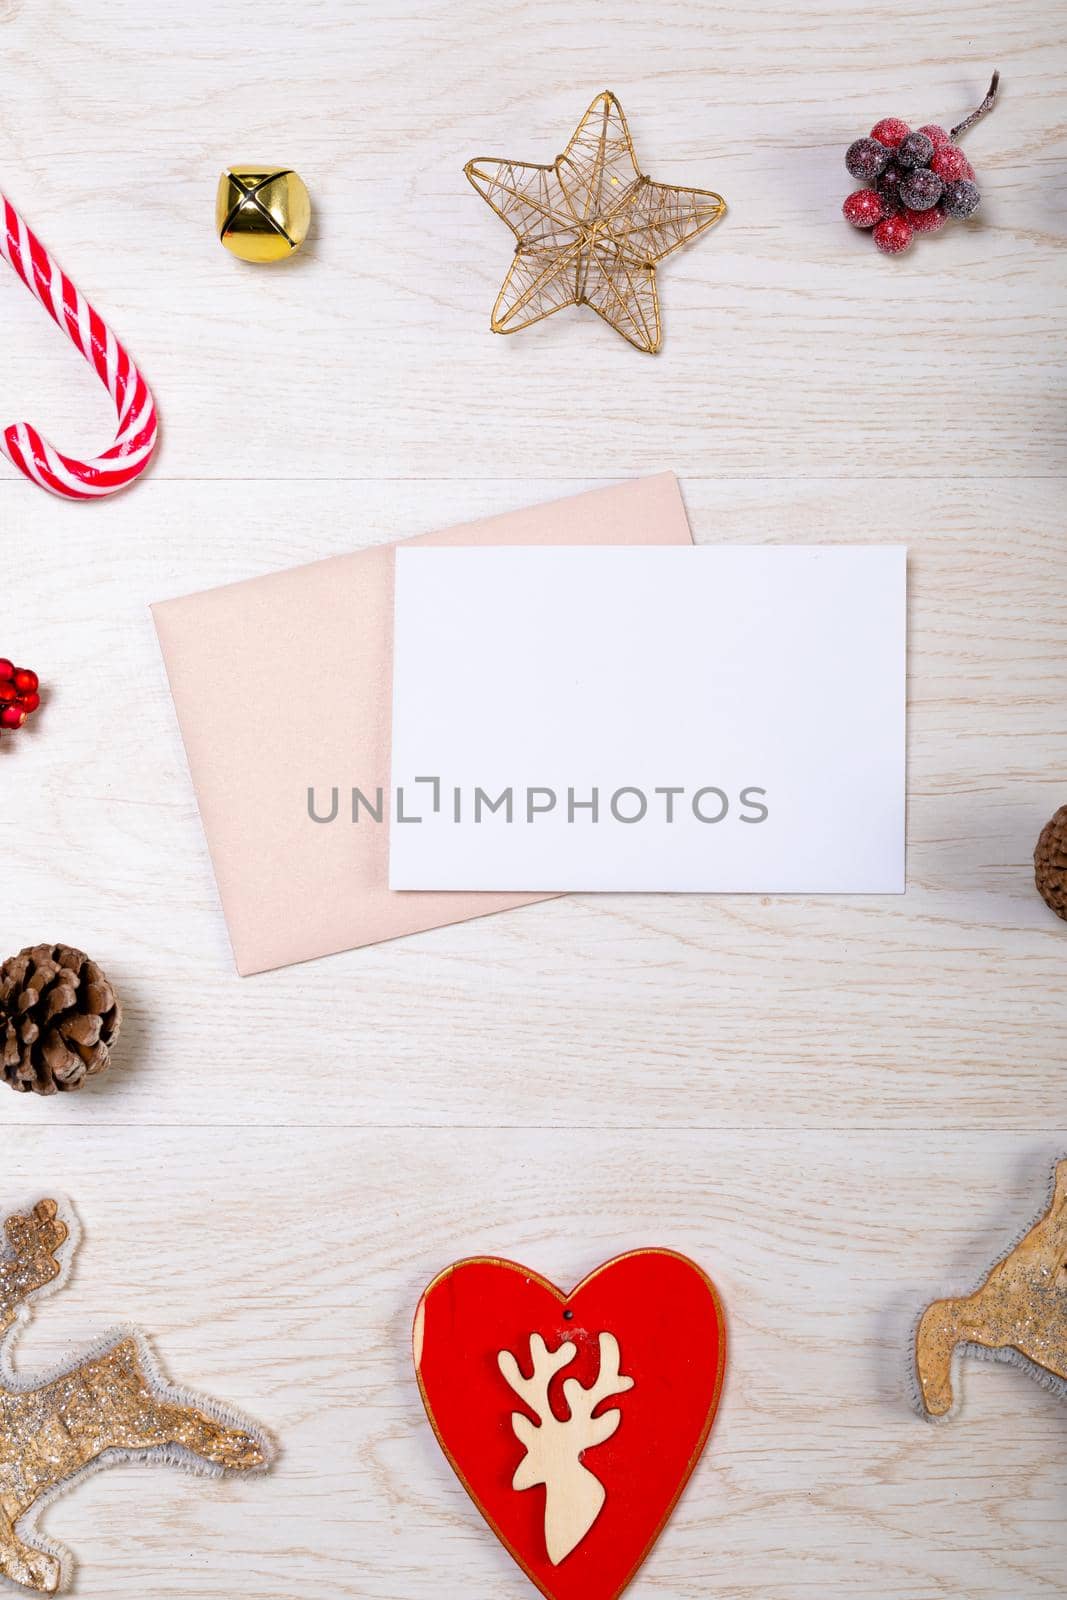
0,0,1065,1595
3,1132,1067,1600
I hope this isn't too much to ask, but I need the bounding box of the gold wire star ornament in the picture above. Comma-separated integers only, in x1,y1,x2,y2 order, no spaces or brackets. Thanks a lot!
465,91,726,354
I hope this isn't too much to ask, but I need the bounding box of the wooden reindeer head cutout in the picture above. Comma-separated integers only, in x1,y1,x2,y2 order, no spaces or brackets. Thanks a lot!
414,1250,726,1600
0,1198,273,1594
499,1330,634,1564
915,1158,1067,1418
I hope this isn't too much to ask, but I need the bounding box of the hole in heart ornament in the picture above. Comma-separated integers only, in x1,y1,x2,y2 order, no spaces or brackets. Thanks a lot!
413,1249,726,1600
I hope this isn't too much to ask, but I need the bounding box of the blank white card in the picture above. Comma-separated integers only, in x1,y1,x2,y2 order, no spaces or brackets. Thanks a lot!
389,546,906,893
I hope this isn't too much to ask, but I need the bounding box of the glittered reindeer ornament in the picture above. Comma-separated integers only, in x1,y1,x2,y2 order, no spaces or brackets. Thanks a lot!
0,1198,272,1593
915,1158,1067,1418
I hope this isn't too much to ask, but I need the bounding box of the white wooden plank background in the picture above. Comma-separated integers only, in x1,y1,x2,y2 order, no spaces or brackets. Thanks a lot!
1,0,1065,1596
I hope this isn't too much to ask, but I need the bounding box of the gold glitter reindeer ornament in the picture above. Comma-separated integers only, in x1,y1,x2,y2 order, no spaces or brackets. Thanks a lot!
915,1158,1067,1417
465,91,726,353
0,1199,272,1593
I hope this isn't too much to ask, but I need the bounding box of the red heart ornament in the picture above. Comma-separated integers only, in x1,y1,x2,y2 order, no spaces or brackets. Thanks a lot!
414,1249,726,1600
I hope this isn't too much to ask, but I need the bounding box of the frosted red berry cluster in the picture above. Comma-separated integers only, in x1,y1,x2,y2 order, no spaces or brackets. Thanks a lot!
843,116,981,255
0,660,40,740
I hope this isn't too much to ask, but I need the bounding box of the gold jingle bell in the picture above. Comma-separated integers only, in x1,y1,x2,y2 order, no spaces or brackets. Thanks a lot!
216,167,311,263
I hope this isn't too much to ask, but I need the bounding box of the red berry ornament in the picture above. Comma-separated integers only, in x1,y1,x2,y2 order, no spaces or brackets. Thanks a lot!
931,145,972,183
843,189,885,228
845,137,891,181
873,216,912,254
904,205,947,233
841,73,999,256
943,179,982,220
0,658,41,744
898,130,935,169
871,117,910,148
874,161,905,213
900,167,943,210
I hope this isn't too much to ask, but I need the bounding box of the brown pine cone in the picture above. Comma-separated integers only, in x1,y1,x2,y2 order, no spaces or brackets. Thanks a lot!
0,944,121,1094
1035,806,1067,922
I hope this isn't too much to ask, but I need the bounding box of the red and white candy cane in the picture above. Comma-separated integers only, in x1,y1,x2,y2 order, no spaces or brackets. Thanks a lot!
0,194,157,498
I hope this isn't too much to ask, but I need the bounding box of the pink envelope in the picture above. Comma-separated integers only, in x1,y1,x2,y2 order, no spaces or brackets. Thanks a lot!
152,474,693,975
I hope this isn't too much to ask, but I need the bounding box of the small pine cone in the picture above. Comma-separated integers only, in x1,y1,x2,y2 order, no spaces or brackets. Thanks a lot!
1035,806,1067,922
0,944,121,1094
